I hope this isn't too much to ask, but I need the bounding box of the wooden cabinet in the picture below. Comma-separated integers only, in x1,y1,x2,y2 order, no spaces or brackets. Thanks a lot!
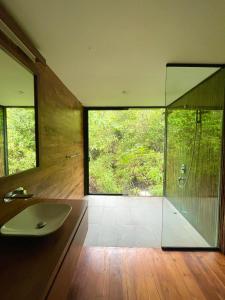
0,199,88,300
47,209,88,300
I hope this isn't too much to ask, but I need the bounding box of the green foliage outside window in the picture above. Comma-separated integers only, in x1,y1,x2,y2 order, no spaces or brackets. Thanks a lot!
89,109,165,196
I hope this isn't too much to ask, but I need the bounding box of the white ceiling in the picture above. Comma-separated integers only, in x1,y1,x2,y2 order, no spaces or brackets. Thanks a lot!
1,0,225,107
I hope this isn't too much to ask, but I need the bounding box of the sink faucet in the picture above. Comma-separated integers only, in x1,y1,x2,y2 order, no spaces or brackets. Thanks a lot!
3,187,33,203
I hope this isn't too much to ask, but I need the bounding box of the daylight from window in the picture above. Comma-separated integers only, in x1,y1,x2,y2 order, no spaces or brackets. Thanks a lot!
88,109,165,196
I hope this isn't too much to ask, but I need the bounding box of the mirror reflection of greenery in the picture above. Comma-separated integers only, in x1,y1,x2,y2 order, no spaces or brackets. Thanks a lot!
89,109,165,196
7,108,36,175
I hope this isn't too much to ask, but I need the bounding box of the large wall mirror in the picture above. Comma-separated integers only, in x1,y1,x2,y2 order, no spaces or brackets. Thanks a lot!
0,48,38,177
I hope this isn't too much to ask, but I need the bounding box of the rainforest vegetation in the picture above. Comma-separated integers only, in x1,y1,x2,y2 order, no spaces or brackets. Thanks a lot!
89,108,222,197
88,109,165,196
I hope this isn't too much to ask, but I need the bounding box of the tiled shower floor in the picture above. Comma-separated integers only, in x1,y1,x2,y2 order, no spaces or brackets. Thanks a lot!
84,196,209,248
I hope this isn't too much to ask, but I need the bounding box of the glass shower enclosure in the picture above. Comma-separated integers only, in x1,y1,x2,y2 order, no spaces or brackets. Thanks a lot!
162,65,225,248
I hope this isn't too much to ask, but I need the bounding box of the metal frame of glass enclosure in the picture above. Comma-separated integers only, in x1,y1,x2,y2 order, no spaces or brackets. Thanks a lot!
162,64,225,251
83,64,225,252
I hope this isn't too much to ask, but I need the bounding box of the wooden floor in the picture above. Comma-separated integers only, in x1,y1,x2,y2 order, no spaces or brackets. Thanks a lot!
69,247,225,300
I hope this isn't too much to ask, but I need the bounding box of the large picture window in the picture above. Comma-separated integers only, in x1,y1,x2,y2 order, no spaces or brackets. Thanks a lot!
87,108,165,196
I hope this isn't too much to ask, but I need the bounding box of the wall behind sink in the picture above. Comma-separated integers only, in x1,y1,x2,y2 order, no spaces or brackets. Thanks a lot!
0,61,84,216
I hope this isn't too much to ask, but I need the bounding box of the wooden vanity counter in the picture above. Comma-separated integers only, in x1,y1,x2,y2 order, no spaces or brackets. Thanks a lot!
0,198,88,300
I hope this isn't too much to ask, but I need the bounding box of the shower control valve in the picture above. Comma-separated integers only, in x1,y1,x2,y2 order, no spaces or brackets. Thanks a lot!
180,164,186,174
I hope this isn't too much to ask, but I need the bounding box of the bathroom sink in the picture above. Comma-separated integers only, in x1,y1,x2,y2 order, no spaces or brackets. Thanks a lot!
0,202,72,236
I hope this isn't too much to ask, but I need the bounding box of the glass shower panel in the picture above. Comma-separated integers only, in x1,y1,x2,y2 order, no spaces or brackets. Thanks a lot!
162,66,224,248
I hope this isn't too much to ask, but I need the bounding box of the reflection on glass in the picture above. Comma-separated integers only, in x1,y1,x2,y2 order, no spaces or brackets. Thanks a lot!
6,108,36,175
88,109,165,196
163,66,224,248
0,48,37,176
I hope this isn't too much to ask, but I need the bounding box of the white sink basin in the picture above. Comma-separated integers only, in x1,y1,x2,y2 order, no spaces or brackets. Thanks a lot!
0,203,72,236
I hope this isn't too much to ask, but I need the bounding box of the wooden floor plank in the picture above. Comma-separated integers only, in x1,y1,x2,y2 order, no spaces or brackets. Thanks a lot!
108,248,125,300
147,249,185,300
159,251,191,299
97,247,111,300
122,248,137,300
65,247,225,300
138,249,161,300
170,252,206,300
195,252,225,286
131,249,149,300
183,252,225,300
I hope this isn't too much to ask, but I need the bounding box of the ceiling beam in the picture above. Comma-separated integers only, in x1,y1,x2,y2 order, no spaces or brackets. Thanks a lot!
0,3,46,64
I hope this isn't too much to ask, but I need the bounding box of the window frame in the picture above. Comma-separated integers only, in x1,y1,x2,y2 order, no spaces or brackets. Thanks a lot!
84,106,165,195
